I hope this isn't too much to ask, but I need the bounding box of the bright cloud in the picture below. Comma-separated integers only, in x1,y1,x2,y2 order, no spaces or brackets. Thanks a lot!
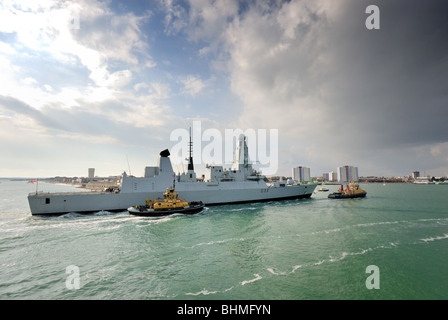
0,0,153,107
0,0,174,176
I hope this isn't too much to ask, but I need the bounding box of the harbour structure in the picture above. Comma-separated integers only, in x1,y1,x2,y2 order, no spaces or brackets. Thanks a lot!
28,134,317,215
337,165,359,183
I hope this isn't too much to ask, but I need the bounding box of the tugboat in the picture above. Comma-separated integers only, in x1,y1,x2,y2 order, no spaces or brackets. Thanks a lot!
128,180,204,217
328,183,367,199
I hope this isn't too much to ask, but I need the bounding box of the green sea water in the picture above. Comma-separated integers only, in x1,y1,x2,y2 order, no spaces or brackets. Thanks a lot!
0,180,447,299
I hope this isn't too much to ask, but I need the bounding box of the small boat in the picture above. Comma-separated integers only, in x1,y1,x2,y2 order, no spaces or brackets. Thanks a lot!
328,183,367,199
318,187,329,192
127,186,204,217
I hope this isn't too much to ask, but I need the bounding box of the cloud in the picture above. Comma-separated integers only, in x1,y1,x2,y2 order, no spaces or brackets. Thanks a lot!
0,0,172,127
0,0,183,177
2,0,447,177
0,0,154,106
179,74,207,97
162,0,239,55
162,0,448,176
0,41,16,54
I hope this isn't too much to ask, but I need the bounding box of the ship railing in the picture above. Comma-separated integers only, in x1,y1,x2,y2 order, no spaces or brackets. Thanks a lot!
29,191,46,196
28,189,110,196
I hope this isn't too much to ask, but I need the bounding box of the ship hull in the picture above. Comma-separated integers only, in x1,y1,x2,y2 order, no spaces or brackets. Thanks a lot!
27,183,317,215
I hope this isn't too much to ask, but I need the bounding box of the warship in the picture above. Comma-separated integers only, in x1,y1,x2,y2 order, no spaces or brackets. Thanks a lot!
28,134,317,215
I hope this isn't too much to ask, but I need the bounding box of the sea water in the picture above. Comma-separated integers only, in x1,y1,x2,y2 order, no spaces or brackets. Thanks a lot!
0,180,447,299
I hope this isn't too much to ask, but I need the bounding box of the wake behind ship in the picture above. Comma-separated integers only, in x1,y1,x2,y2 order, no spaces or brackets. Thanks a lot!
28,135,317,215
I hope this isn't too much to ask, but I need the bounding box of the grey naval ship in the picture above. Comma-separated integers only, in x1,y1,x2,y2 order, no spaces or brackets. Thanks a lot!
28,135,317,215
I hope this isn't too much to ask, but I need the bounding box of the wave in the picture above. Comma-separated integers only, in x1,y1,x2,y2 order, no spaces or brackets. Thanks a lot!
182,217,447,252
93,210,117,216
185,286,234,296
0,212,175,238
179,233,433,298
182,243,396,297
183,274,263,297
134,217,173,227
227,207,259,212
265,242,400,276
308,218,448,237
241,273,262,286
267,267,288,275
420,233,448,242
185,288,219,296
186,237,246,249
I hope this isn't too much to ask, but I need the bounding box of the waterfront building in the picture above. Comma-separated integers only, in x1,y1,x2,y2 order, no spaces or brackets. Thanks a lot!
88,168,95,179
337,166,358,182
322,171,337,182
292,166,311,182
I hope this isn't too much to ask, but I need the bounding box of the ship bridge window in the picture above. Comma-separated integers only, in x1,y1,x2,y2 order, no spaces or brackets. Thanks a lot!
45,198,50,204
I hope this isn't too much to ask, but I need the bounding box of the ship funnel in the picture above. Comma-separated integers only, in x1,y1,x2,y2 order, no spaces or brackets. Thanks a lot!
160,149,170,157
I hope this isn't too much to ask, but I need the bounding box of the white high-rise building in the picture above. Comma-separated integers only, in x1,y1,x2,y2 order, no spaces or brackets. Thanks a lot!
292,166,311,182
337,166,358,182
88,168,95,179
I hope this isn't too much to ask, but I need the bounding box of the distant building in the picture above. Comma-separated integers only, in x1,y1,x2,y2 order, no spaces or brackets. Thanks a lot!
412,171,420,179
88,168,95,179
337,166,358,182
292,166,311,182
322,171,337,182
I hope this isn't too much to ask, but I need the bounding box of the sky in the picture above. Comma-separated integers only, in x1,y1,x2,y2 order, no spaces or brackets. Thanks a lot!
1,0,448,178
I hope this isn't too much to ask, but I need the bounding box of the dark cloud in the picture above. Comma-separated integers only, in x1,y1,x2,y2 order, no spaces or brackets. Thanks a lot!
323,0,448,149
206,0,448,175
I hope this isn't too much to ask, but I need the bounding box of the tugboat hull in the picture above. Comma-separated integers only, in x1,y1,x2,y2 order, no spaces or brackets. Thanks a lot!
128,202,205,217
328,192,366,199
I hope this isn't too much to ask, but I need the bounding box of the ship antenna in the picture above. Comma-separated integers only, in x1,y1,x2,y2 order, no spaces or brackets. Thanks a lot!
188,127,194,171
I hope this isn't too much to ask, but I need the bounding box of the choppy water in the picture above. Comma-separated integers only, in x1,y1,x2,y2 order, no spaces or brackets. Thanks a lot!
0,180,447,299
